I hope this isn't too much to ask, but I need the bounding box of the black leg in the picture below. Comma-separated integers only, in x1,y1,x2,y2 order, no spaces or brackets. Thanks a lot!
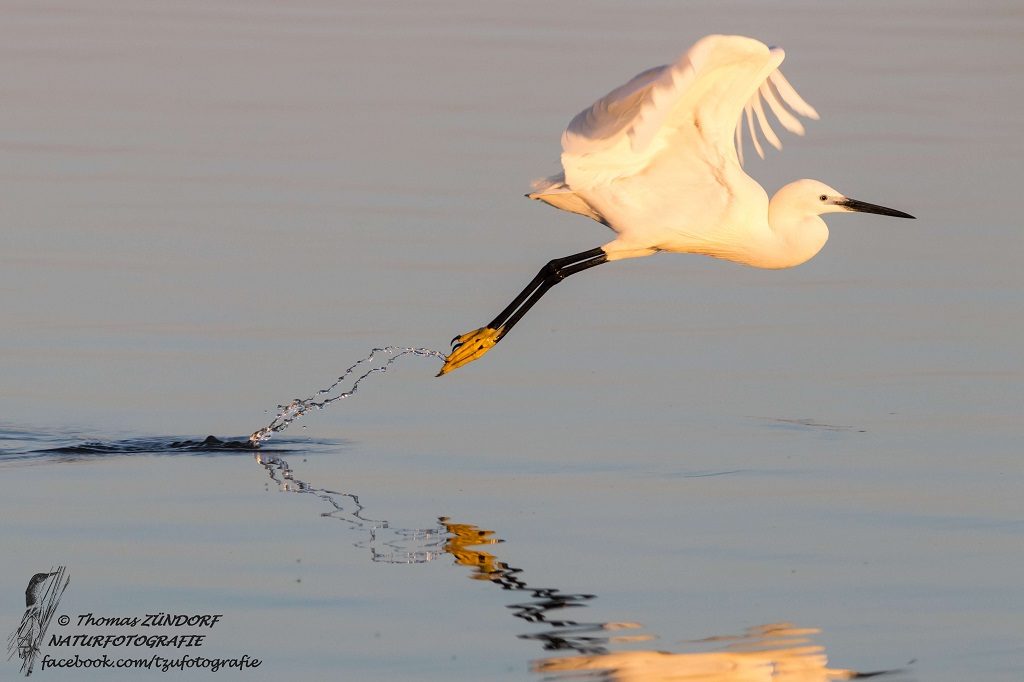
439,246,607,376
490,247,607,341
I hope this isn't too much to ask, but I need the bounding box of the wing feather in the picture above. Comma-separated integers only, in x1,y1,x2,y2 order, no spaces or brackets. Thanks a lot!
752,93,782,152
527,173,608,224
744,102,766,160
759,80,804,135
561,65,669,155
734,116,745,167
560,35,818,181
767,70,819,119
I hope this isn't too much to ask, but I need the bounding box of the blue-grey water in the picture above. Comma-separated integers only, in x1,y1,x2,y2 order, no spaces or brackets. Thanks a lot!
2,1,1021,680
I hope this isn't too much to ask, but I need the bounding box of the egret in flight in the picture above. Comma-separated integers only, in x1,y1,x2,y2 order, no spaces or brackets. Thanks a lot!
438,35,914,376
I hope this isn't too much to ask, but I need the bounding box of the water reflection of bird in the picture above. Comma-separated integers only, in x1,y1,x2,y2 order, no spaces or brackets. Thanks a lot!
239,443,894,680
443,519,640,655
439,34,914,375
534,623,868,682
444,520,891,681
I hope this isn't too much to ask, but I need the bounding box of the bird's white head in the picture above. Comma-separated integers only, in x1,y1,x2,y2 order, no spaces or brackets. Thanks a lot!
765,179,915,269
776,178,916,220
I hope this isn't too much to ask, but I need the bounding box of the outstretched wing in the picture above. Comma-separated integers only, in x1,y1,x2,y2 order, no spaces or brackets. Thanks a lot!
561,35,818,178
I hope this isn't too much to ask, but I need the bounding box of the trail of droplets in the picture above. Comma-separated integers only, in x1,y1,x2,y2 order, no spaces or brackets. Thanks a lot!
249,346,445,446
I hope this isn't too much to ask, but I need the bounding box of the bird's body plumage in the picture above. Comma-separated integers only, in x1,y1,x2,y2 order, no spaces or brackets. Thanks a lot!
440,34,914,375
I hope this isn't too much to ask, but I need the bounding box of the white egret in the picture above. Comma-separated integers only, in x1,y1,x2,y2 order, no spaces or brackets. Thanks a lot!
438,34,914,376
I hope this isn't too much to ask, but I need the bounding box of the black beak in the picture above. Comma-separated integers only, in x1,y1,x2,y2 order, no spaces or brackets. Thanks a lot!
839,197,915,219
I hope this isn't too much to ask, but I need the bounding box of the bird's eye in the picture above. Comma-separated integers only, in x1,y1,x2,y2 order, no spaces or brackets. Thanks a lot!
819,194,828,201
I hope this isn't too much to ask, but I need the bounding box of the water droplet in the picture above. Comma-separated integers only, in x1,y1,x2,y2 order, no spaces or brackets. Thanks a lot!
248,346,445,446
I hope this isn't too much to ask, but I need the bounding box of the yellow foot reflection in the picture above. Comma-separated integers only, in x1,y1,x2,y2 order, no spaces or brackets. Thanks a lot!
436,327,502,376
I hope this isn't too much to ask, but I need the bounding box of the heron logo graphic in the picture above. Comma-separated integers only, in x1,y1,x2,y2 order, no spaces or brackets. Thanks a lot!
6,566,69,677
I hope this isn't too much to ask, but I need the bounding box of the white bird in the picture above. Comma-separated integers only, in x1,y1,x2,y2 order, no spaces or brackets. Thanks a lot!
439,34,914,376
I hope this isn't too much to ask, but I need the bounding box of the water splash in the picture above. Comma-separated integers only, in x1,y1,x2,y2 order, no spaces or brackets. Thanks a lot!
249,345,445,446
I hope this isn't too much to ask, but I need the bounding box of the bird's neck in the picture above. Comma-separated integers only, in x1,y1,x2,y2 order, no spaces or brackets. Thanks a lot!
763,201,829,270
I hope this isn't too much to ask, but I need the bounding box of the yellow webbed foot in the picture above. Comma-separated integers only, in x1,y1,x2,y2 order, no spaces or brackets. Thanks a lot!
436,327,502,376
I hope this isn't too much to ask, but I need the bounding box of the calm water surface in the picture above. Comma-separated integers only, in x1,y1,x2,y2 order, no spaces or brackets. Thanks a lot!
2,1,1021,680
